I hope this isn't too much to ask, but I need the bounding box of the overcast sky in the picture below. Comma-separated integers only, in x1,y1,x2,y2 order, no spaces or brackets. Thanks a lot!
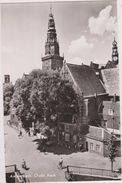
1,0,118,83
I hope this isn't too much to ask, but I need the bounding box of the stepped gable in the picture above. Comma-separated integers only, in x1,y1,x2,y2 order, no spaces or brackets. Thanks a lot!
67,63,106,97
101,68,119,96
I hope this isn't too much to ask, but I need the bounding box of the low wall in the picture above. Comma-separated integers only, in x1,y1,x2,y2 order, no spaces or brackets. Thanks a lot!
68,173,121,181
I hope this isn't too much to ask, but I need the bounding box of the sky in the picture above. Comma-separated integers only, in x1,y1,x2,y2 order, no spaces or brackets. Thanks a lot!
1,0,118,83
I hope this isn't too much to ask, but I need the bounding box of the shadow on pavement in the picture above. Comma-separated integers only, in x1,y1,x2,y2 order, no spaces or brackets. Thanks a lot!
33,138,78,155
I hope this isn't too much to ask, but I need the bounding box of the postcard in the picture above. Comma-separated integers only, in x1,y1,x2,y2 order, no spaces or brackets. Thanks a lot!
1,0,121,182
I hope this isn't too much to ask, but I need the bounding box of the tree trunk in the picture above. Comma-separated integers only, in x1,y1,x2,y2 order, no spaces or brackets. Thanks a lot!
111,160,114,172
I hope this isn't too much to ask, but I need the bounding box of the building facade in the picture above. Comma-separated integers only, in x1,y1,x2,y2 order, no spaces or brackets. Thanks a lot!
86,125,120,156
60,62,107,125
40,10,120,155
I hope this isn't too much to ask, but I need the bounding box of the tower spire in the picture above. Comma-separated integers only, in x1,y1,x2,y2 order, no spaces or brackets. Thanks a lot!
112,37,118,64
41,8,63,71
114,36,115,42
46,8,59,55
50,3,52,14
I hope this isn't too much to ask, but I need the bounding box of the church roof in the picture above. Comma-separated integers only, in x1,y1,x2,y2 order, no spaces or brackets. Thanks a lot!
67,63,106,97
101,68,119,96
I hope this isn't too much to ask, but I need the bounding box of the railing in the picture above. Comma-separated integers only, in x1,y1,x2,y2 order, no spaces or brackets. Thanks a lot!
6,164,17,173
6,164,30,183
15,170,30,183
66,165,119,178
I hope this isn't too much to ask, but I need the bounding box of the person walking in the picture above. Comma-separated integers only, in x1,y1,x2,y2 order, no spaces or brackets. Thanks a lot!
28,128,30,136
22,159,27,170
59,157,63,169
19,130,22,137
22,159,30,170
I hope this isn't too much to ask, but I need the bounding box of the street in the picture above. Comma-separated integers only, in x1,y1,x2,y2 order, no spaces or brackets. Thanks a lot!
4,116,121,182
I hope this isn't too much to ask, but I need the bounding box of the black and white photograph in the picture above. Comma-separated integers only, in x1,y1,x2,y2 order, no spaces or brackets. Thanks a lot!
1,0,121,182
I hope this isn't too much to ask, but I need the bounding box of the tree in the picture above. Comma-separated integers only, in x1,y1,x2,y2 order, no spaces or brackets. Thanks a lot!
39,123,51,138
29,70,79,127
11,69,80,131
11,77,34,129
3,83,14,115
108,135,118,172
80,124,89,135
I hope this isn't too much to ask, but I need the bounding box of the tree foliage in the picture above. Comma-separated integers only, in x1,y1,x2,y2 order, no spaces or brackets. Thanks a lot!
3,83,14,115
108,135,118,172
11,69,79,129
11,76,34,128
80,123,89,135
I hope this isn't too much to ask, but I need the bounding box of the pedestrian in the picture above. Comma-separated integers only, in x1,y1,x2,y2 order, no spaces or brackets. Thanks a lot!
67,166,69,173
28,128,30,136
19,130,22,137
22,159,27,170
59,157,63,168
22,159,30,171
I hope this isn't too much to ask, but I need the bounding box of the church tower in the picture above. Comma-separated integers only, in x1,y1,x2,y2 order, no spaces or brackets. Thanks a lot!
112,37,119,65
4,75,10,84
42,8,64,71
105,37,119,69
